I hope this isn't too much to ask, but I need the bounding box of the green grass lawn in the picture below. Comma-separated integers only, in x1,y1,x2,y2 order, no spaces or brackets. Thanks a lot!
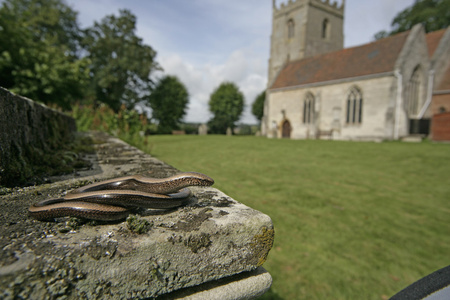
127,135,449,299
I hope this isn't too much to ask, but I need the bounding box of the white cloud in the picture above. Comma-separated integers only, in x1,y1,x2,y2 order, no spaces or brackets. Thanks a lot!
64,0,270,124
159,48,266,124
63,0,418,125
158,54,211,123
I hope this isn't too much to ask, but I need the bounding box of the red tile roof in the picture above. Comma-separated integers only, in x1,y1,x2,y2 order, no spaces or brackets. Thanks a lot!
426,28,446,58
271,30,411,90
437,64,450,91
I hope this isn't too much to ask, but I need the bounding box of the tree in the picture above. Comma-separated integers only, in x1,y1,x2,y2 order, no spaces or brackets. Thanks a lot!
83,9,160,111
148,75,189,134
252,90,265,124
374,0,450,40
373,30,389,40
0,0,89,109
208,82,244,134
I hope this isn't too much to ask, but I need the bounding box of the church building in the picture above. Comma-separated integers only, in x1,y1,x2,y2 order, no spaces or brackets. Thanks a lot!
262,0,450,141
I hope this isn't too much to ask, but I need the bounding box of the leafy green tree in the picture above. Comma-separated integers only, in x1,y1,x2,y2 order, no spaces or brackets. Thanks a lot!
208,82,244,134
374,0,450,39
252,90,265,124
373,30,389,40
0,0,89,109
83,9,160,111
148,75,189,134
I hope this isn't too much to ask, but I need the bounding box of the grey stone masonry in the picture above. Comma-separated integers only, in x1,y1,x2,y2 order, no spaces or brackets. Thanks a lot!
0,87,76,186
0,131,274,299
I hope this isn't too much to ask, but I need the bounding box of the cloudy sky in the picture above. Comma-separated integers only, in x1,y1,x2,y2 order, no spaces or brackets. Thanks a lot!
65,0,415,124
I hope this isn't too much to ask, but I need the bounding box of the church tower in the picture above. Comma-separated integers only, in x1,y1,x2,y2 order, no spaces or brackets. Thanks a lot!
268,0,345,86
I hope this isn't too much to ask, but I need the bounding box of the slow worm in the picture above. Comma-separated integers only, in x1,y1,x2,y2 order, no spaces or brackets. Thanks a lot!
29,172,214,221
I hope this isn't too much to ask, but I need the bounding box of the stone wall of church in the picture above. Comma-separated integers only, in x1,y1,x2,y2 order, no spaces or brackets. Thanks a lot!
266,75,400,141
268,5,307,85
396,25,431,119
431,28,450,88
268,0,344,86
304,1,344,58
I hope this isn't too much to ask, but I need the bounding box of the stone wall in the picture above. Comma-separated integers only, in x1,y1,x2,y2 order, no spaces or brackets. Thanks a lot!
0,88,274,299
265,25,435,141
0,131,274,299
304,0,344,59
395,24,431,118
266,74,399,141
431,28,450,88
0,87,76,186
268,0,344,86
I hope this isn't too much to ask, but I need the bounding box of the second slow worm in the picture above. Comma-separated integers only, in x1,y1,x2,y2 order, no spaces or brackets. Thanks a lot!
70,172,214,194
29,172,214,221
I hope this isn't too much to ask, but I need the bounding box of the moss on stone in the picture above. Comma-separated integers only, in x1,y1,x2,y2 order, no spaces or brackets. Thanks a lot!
250,227,275,267
1,134,93,188
57,218,85,233
127,215,153,234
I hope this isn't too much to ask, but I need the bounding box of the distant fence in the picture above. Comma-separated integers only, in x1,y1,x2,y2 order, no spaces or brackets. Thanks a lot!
172,130,186,135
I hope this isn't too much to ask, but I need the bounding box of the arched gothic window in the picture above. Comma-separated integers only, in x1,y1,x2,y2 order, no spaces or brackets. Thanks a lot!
346,86,363,124
405,66,421,116
322,19,329,39
288,19,295,39
303,92,315,124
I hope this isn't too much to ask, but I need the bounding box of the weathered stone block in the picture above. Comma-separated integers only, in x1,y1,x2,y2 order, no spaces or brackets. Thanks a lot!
0,131,274,299
0,87,76,186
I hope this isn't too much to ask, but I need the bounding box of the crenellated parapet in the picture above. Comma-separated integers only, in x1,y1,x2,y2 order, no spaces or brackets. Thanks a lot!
273,0,344,14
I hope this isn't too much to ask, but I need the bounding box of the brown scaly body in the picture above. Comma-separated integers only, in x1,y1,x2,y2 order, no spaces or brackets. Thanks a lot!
28,172,214,221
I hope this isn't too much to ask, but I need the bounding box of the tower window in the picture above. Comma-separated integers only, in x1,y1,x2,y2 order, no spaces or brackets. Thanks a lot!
322,19,330,39
346,86,363,124
303,92,315,124
288,19,295,39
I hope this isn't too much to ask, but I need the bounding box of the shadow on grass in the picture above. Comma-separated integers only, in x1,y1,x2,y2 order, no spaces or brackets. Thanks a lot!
258,288,284,300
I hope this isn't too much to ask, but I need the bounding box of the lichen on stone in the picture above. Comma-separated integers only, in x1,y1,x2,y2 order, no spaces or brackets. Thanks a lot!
57,217,86,233
84,236,118,260
174,208,213,232
250,227,275,267
184,232,212,253
126,214,153,234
